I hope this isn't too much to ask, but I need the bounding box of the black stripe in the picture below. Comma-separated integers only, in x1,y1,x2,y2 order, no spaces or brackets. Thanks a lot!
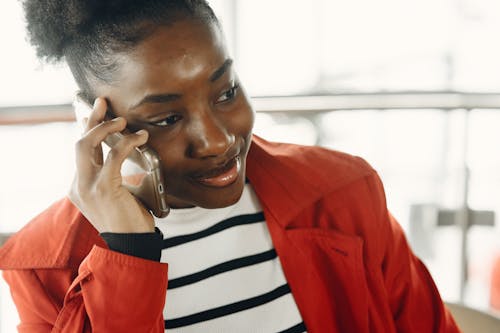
164,284,291,329
168,249,277,289
277,322,307,333
163,212,265,249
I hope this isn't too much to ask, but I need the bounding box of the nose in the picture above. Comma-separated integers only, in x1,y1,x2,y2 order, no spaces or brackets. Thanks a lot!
187,111,235,159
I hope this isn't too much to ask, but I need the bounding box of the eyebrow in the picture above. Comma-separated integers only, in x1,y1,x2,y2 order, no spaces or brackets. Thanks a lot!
130,58,234,110
209,58,233,82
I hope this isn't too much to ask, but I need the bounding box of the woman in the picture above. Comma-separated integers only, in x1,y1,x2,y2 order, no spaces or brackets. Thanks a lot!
0,1,460,332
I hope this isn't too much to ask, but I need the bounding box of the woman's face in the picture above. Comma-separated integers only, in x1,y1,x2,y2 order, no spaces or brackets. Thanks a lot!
95,19,254,208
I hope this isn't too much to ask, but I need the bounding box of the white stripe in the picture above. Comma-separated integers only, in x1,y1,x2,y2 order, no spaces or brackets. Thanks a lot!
161,221,271,279
164,256,286,319
165,293,304,333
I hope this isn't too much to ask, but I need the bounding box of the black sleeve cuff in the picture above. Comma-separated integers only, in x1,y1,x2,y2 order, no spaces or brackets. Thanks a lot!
100,227,164,262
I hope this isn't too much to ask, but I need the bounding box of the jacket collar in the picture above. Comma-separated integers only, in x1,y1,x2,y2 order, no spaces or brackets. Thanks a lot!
246,135,372,228
248,136,372,333
246,136,324,226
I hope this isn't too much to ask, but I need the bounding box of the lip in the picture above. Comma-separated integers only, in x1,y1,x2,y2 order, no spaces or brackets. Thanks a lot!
193,156,241,188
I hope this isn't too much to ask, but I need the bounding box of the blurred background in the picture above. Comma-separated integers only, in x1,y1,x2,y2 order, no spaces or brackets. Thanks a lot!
1,0,500,331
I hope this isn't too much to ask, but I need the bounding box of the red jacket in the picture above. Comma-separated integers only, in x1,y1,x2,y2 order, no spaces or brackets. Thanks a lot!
492,255,500,312
0,136,460,332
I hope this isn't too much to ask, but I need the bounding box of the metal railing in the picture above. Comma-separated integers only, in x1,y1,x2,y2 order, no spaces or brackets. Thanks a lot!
251,92,500,112
1,92,500,125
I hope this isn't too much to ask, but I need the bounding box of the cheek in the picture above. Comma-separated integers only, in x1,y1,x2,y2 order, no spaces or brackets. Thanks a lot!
225,101,255,137
148,134,186,175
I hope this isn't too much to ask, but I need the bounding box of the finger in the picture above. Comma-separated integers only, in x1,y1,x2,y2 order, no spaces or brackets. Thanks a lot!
75,137,103,185
85,97,107,133
75,118,127,182
100,130,149,181
83,117,127,149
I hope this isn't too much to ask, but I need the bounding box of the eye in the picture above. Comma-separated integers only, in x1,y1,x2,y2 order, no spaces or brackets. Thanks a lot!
150,114,183,127
216,83,240,104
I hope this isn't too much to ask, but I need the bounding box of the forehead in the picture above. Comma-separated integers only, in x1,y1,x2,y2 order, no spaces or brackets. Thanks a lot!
118,19,228,89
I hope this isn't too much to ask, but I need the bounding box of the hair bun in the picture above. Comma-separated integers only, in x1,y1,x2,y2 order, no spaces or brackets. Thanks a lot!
23,0,148,60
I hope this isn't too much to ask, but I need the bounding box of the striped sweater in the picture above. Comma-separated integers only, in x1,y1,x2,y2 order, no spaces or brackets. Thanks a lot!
155,183,307,332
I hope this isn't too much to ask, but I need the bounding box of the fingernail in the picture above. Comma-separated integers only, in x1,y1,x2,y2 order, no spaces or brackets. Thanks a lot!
93,98,100,108
112,117,123,122
136,129,147,136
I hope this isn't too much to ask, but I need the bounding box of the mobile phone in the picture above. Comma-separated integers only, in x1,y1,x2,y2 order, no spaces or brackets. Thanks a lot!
73,94,170,218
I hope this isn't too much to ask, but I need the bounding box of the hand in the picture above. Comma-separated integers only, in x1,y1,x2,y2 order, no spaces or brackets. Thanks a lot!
68,98,155,233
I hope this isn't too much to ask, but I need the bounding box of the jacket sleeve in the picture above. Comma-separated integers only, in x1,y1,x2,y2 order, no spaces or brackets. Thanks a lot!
367,173,461,333
3,245,168,333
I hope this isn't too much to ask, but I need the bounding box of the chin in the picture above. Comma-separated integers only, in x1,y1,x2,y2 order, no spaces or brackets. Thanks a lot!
167,174,246,209
197,176,246,209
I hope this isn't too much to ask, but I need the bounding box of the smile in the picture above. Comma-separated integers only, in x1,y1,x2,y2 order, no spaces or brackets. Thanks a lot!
193,156,241,188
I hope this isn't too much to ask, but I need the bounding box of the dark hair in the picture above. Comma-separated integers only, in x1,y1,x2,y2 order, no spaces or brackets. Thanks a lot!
23,0,219,100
